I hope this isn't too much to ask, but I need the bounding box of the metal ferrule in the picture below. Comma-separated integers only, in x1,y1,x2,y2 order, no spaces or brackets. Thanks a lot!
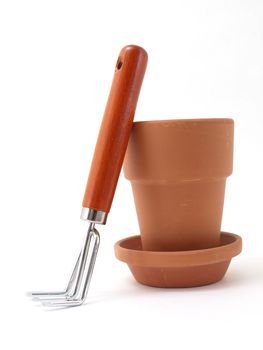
80,207,108,225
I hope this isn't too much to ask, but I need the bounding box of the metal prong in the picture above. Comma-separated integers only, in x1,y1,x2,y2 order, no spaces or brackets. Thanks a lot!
40,228,100,307
42,299,83,307
31,252,81,300
30,223,100,307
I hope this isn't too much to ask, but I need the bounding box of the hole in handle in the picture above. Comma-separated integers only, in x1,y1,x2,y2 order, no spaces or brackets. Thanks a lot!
116,57,123,70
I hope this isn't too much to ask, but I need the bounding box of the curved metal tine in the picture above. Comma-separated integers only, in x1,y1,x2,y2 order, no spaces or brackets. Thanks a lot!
42,229,100,307
34,224,94,304
42,230,100,307
31,222,95,301
31,251,81,300
77,229,100,302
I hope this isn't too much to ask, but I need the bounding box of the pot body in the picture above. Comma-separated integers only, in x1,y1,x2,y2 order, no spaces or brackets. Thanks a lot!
124,119,234,251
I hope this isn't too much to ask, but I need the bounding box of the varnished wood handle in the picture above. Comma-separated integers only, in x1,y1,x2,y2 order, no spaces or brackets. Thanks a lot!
82,45,148,213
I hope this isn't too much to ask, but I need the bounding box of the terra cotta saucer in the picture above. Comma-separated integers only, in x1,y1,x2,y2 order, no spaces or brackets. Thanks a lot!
114,232,242,288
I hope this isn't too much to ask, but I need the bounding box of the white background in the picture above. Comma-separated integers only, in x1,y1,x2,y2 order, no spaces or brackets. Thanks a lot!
0,0,262,349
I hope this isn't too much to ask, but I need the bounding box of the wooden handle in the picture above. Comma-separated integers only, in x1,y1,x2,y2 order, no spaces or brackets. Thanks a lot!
82,45,148,213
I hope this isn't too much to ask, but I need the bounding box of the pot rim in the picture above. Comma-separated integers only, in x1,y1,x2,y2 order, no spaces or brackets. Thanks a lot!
133,118,234,126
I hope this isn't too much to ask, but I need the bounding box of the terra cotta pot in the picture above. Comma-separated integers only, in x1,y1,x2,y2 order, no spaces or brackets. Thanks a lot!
123,119,234,251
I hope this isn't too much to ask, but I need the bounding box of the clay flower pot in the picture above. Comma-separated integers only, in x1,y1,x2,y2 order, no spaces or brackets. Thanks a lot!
124,118,234,251
115,119,242,288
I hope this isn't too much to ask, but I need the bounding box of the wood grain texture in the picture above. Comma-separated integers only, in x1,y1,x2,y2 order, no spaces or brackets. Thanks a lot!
82,45,148,213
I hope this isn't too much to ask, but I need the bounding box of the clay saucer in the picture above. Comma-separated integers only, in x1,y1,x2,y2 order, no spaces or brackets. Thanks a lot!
114,232,242,288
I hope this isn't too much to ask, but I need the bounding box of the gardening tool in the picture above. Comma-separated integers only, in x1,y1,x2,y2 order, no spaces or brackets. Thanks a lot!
30,45,148,307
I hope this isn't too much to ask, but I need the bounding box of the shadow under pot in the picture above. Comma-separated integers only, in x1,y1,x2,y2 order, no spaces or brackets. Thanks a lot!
115,119,242,287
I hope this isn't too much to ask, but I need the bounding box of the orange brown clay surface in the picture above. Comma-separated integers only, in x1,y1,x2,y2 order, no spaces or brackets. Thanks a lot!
115,118,242,288
114,232,242,287
124,119,234,251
